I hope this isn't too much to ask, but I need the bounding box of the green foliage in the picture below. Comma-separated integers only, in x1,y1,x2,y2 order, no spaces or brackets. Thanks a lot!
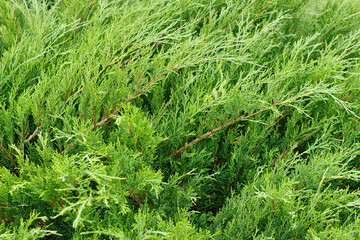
1,0,360,238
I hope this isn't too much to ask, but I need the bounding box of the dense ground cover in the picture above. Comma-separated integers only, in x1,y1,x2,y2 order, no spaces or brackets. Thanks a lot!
1,0,360,238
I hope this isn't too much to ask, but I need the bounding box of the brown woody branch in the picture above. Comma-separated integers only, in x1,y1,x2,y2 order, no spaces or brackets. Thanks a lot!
249,109,288,155
23,125,43,145
93,42,163,81
126,186,136,197
127,119,138,151
166,92,317,157
171,109,268,156
198,4,226,25
0,143,16,168
160,83,183,114
0,200,10,206
271,128,320,167
91,72,168,130
225,20,236,31
72,1,95,36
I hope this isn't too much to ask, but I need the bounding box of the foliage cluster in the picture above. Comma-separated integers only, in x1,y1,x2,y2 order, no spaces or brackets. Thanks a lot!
1,0,360,239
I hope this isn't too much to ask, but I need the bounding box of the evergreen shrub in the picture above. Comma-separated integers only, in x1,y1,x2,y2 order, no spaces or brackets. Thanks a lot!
1,0,360,239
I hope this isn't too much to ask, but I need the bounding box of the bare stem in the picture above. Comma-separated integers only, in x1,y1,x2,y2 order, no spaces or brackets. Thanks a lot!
91,71,168,130
171,109,268,156
0,143,16,168
271,128,320,167
24,125,43,145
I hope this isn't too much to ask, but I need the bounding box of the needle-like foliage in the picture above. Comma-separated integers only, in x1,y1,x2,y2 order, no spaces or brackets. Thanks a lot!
1,0,360,239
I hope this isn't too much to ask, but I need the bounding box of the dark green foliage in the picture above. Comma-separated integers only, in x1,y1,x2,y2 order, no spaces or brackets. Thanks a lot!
1,0,360,238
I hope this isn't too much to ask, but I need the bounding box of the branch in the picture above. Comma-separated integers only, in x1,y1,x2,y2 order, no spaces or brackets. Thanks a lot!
91,71,168,130
171,109,268,156
0,200,10,206
127,119,138,151
93,42,163,81
23,125,43,145
159,84,183,115
271,128,320,167
198,4,226,25
0,143,16,168
225,20,236,31
249,109,288,155
71,1,95,36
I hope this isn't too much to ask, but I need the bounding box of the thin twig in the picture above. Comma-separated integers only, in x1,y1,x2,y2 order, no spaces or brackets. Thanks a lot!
171,109,267,156
127,119,138,151
93,95,97,124
84,96,90,122
126,186,136,197
249,109,288,155
271,128,320,167
38,93,44,124
71,1,95,36
93,42,163,82
160,84,183,114
63,79,72,104
23,125,43,145
0,201,10,206
198,4,226,24
91,71,168,130
0,143,16,168
225,20,236,31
